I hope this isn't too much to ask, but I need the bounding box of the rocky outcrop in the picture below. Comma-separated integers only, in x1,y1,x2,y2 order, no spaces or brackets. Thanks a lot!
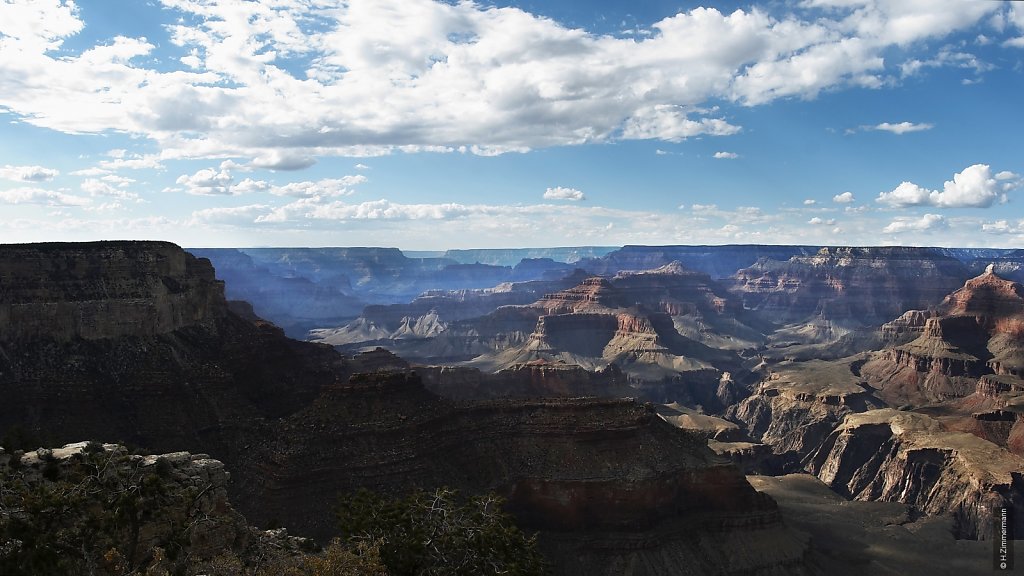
728,358,886,472
0,441,314,574
863,268,1024,404
464,266,762,387
309,271,591,358
808,409,1024,540
0,242,226,341
730,247,968,340
241,372,811,575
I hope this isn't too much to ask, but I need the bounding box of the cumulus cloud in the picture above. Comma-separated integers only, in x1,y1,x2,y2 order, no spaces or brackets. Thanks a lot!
270,175,368,198
543,187,586,201
871,121,934,134
175,168,235,196
882,213,946,233
803,199,817,205
808,217,836,225
833,192,855,203
172,168,366,197
81,178,139,201
876,164,1005,208
0,186,90,206
713,151,739,159
0,0,1006,162
982,219,1024,235
0,164,59,182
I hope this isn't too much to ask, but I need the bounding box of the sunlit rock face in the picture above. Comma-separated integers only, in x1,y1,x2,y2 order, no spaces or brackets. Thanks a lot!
729,247,969,341
807,409,1024,540
864,267,1024,405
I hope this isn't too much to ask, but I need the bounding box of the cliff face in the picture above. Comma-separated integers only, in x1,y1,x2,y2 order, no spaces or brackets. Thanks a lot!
727,358,886,472
465,265,762,384
0,242,226,341
730,247,968,339
808,409,1024,540
577,245,818,278
0,242,349,460
189,248,364,338
241,372,810,575
863,267,1024,404
309,270,589,353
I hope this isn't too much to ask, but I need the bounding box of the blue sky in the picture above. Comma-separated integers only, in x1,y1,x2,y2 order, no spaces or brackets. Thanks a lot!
0,0,1022,249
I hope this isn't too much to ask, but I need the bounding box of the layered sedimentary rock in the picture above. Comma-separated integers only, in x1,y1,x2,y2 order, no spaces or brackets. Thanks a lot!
728,358,886,472
808,409,1024,540
730,247,968,341
577,245,818,279
309,270,589,354
469,264,762,380
241,372,811,575
0,242,226,341
863,267,1024,404
200,247,578,308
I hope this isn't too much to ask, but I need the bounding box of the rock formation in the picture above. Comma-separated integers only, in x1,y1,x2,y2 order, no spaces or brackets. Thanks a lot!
808,409,1024,540
727,358,886,472
863,266,1024,405
730,247,969,342
577,244,818,279
0,441,315,574
240,371,811,575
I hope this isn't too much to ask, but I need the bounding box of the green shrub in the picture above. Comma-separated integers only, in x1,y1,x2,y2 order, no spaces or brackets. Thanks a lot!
336,488,547,576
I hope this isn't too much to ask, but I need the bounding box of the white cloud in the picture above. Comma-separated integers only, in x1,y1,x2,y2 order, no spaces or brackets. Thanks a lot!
0,164,59,182
69,167,110,177
0,0,1004,162
882,213,946,233
621,106,741,142
876,164,1004,208
803,199,817,205
0,186,90,206
871,121,934,134
175,168,235,196
172,169,366,197
269,175,368,198
81,178,139,201
982,219,1024,235
543,186,585,201
0,0,82,51
808,217,836,225
713,151,739,159
189,204,271,226
833,192,855,203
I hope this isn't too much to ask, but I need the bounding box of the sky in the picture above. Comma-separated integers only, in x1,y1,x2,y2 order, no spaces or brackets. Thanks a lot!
0,0,1022,249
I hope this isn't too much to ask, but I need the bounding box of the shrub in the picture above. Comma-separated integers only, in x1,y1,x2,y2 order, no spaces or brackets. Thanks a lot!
336,487,547,576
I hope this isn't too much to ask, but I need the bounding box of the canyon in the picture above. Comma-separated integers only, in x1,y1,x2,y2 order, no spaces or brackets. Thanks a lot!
0,242,814,575
5,241,1024,573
